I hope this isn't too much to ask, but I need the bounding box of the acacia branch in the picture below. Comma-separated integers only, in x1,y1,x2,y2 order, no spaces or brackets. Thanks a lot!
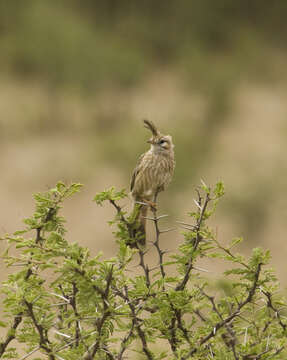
175,192,210,292
0,220,49,357
70,282,81,346
117,320,136,360
114,286,154,360
182,263,262,359
199,287,238,359
83,266,114,360
109,199,135,240
0,314,23,356
138,246,151,289
262,290,287,332
149,191,167,289
24,300,55,359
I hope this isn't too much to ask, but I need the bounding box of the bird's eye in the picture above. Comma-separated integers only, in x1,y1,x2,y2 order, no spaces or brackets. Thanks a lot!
159,139,166,145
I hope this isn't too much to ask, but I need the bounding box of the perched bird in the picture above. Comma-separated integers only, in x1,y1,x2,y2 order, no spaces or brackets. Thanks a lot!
130,119,175,247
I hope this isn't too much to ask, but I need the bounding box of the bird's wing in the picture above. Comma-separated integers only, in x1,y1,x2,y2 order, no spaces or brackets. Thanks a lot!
130,153,146,192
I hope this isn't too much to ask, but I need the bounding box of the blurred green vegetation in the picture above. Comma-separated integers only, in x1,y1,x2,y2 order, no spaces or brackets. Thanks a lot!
1,0,286,91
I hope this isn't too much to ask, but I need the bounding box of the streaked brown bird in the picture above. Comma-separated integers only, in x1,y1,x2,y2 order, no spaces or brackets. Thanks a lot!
130,119,175,246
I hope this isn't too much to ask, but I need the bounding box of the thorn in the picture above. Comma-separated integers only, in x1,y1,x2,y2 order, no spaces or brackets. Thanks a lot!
18,346,41,360
156,214,169,219
201,178,208,188
244,327,248,345
162,249,171,255
50,292,69,303
135,201,149,206
104,299,110,307
266,334,270,351
193,199,203,210
176,221,193,226
193,266,210,273
159,227,177,234
144,214,169,221
48,302,68,308
209,345,214,358
178,225,196,231
144,215,169,223
53,330,72,339
144,216,157,221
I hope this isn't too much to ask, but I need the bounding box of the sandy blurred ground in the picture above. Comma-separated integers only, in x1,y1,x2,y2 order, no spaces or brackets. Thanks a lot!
1,73,287,289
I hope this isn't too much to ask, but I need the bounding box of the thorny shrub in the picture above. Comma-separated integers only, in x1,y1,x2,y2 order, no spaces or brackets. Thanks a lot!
0,181,286,359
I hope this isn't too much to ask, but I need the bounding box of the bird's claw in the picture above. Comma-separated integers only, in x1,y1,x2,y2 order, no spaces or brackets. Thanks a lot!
145,200,157,211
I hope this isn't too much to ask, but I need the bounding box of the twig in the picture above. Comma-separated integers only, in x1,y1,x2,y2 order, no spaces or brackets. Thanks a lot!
83,266,114,360
182,263,262,359
19,346,40,360
56,331,98,352
117,319,136,360
199,287,238,359
262,290,287,331
114,286,154,360
24,300,55,359
109,199,134,239
0,314,23,356
175,192,210,292
138,247,151,288
151,191,166,289
70,282,81,346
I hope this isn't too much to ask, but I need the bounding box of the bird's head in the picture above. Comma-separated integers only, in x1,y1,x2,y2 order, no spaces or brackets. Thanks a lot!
144,119,174,154
147,135,174,152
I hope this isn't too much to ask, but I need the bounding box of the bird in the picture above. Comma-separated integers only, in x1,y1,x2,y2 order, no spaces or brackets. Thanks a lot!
130,119,175,247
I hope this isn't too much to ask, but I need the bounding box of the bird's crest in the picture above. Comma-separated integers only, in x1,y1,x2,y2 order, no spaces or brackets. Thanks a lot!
143,119,160,137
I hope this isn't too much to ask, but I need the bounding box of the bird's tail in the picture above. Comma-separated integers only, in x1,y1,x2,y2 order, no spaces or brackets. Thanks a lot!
129,203,147,248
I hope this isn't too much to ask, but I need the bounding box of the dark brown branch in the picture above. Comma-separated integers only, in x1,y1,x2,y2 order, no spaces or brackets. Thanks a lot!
70,282,81,346
182,263,262,359
175,309,191,345
83,266,114,360
24,300,55,360
117,320,136,360
114,286,154,360
151,191,166,290
125,292,153,360
262,290,287,332
242,346,284,360
109,199,137,243
175,193,210,292
193,309,207,323
102,345,116,360
138,247,151,289
0,220,46,357
199,288,238,359
0,314,23,356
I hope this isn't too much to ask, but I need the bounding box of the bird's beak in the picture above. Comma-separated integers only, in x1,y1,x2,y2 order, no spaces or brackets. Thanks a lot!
147,139,153,144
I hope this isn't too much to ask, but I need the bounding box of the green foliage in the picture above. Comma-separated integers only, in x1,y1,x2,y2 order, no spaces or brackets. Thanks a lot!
0,181,287,359
93,187,127,206
1,1,286,91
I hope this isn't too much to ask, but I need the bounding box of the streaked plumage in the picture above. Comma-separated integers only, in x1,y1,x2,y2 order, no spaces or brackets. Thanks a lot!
130,120,175,246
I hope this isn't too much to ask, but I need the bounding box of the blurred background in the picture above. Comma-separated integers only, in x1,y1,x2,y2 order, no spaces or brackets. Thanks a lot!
1,1,287,285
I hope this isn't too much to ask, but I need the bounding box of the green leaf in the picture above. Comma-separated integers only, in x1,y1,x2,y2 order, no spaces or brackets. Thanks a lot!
214,181,225,198
200,179,210,194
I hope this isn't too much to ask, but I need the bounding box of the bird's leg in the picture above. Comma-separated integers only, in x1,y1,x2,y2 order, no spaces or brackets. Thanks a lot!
153,189,159,204
136,199,157,210
147,199,157,210
149,189,160,211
